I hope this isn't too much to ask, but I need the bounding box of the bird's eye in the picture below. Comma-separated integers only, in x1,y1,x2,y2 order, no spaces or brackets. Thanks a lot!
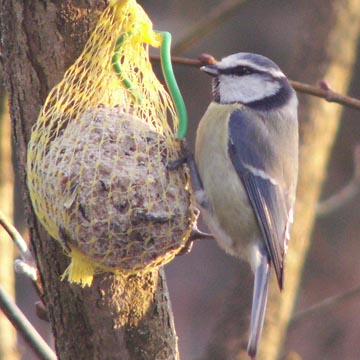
232,66,252,76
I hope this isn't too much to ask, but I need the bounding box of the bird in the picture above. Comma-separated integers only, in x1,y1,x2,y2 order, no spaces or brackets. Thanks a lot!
192,52,299,359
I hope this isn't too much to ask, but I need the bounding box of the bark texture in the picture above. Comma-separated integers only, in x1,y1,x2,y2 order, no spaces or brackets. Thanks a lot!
0,2,179,359
200,1,360,359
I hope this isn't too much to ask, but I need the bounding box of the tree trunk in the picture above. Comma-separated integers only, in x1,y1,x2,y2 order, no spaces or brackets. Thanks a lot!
199,0,360,359
0,2,179,359
0,87,18,360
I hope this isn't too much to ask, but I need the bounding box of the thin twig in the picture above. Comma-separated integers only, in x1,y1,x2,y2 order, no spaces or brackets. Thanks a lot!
0,284,57,360
150,55,360,111
291,284,360,326
0,210,34,264
151,54,201,68
317,179,359,216
14,259,38,281
317,144,360,216
172,0,248,55
290,80,360,111
0,210,40,288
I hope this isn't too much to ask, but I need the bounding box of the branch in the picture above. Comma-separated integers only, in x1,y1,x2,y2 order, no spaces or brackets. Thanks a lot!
291,80,360,111
0,284,56,360
151,53,215,68
151,54,360,111
0,210,40,285
171,0,248,55
317,144,360,216
0,210,34,264
291,283,360,325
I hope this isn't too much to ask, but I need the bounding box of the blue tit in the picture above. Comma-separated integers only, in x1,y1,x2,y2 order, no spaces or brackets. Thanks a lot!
192,53,299,359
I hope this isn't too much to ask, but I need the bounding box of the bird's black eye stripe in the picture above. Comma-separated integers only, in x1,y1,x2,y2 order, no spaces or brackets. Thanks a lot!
220,65,254,76
233,65,253,76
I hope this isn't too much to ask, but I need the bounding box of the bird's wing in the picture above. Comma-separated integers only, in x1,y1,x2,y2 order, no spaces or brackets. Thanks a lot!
228,109,294,289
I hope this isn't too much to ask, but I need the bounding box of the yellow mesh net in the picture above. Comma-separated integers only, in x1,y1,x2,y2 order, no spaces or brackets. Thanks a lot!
27,0,194,287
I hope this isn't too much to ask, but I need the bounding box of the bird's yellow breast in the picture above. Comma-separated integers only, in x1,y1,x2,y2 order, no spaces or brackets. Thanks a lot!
195,102,259,255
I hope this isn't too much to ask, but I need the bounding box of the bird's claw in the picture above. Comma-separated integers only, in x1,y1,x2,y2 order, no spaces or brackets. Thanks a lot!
176,208,214,256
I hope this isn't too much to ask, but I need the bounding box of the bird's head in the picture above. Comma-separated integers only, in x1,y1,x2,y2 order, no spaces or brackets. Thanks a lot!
201,53,295,110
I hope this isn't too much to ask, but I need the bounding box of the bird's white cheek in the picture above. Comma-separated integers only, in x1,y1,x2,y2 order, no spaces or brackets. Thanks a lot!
219,74,281,104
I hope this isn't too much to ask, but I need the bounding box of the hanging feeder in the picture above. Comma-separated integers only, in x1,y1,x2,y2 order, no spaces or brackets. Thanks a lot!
27,0,194,287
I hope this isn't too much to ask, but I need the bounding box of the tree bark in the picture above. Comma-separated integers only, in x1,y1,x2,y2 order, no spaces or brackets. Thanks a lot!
0,2,179,359
199,0,360,359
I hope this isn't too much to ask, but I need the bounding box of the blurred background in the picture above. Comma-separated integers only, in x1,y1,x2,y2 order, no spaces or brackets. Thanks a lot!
1,0,359,359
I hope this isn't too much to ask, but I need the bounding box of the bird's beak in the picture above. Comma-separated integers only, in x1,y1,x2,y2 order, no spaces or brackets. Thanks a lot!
200,64,219,77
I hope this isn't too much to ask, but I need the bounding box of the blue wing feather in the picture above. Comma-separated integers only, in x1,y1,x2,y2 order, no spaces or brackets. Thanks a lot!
228,109,292,289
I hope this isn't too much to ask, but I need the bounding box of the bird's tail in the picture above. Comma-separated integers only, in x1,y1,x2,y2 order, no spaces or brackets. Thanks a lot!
247,250,271,359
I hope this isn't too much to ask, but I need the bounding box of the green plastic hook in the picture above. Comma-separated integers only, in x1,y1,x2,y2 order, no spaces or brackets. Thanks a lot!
157,31,188,140
112,31,188,139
